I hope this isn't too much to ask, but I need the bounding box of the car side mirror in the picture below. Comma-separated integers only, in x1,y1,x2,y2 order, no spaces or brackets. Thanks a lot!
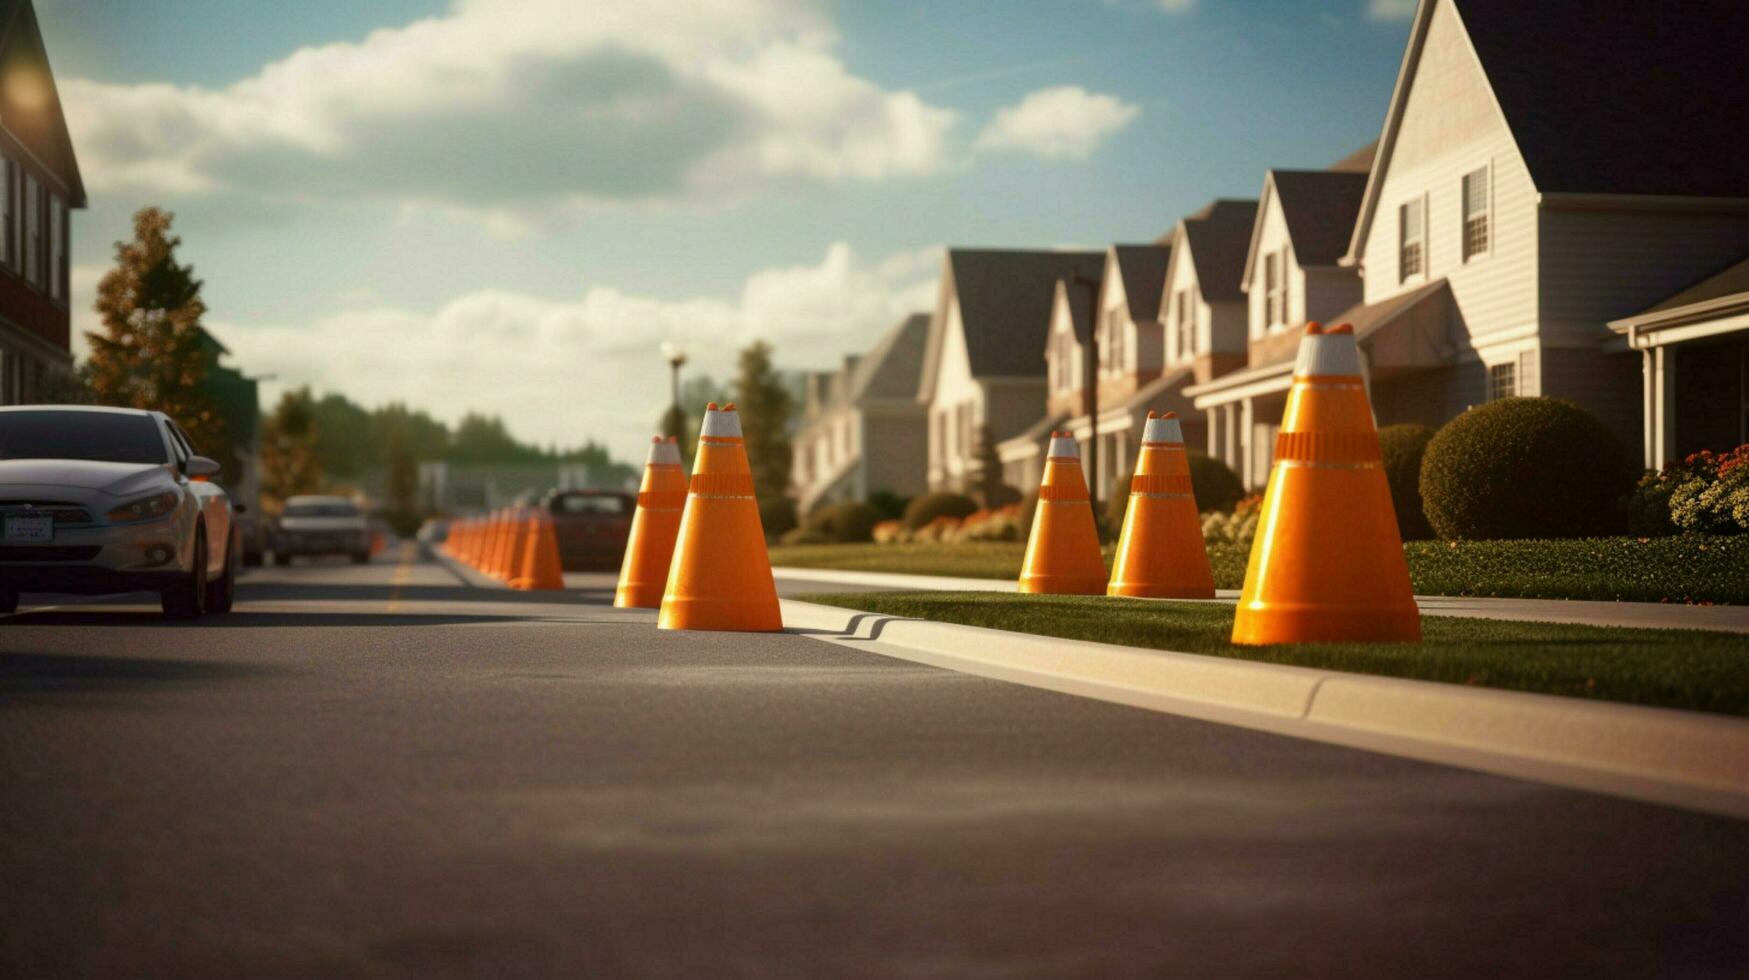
185,455,222,479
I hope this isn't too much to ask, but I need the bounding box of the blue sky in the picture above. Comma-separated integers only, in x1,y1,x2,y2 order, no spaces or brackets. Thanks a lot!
45,0,1413,462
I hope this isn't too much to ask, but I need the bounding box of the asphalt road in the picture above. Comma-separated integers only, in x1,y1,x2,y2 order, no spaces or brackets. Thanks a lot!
3,549,1747,978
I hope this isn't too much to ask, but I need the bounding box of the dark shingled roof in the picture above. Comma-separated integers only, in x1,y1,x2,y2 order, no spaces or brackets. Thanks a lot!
1110,243,1171,322
1328,140,1378,174
0,0,84,206
948,249,1105,378
1628,254,1749,320
849,313,930,402
1180,200,1258,302
1271,170,1369,267
1453,0,1749,198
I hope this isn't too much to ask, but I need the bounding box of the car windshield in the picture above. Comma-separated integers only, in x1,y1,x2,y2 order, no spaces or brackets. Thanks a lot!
0,411,168,464
555,495,627,515
284,501,360,518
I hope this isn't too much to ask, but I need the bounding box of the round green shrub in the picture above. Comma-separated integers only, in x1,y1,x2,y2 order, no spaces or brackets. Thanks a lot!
802,500,882,543
1186,450,1244,513
865,490,911,522
1419,397,1632,540
759,496,798,539
1378,423,1436,540
902,491,979,530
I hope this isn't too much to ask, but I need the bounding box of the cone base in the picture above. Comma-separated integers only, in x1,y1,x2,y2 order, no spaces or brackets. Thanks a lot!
1231,603,1421,645
1108,582,1217,600
508,578,563,591
614,584,664,609
1018,574,1107,596
658,596,783,632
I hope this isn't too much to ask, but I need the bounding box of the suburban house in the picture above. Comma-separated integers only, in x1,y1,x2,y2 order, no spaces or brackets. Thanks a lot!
919,248,1104,495
790,313,931,512
1001,241,1183,499
0,0,82,402
1188,152,1374,486
1194,0,1749,487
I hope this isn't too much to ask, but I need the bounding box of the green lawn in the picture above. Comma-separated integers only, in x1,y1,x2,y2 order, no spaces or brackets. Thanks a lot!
769,535,1749,604
798,591,1749,717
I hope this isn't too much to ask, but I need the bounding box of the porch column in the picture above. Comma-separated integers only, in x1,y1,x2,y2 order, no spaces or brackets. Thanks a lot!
1239,398,1255,488
1206,407,1220,456
1651,345,1677,469
1223,402,1239,470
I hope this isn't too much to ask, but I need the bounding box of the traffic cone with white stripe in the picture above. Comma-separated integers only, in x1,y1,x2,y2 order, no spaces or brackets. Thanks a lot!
1232,322,1419,644
658,404,783,631
1018,432,1107,594
1108,412,1215,599
615,436,687,608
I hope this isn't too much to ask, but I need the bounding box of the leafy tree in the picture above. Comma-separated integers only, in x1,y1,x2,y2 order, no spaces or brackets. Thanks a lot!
657,374,730,463
972,425,1018,507
262,388,321,508
733,342,793,502
86,207,229,463
310,393,374,478
385,426,418,519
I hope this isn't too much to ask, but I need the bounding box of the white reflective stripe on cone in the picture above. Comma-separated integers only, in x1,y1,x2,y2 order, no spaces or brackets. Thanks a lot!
699,410,743,438
1047,435,1079,458
1141,416,1183,445
1294,332,1362,378
646,440,683,465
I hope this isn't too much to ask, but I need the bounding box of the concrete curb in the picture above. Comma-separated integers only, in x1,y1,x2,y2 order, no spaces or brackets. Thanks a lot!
781,598,1749,819
772,567,1749,634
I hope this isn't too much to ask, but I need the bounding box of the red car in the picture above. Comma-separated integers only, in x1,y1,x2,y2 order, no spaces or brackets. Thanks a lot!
543,489,635,571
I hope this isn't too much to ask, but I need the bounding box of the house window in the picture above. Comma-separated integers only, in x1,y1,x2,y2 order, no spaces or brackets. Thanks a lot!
1462,167,1490,261
1398,198,1424,281
1,158,12,269
1176,289,1195,359
23,174,39,287
1264,252,1284,327
1487,361,1516,401
49,194,65,301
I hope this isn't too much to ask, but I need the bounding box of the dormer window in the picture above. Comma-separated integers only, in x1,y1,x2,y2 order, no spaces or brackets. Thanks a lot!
1462,167,1490,261
1398,198,1425,281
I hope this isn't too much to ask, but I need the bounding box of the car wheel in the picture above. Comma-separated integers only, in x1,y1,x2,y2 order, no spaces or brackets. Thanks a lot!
161,527,208,619
205,528,238,614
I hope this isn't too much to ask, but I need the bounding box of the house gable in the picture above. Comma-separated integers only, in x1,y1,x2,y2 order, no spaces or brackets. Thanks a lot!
0,0,84,205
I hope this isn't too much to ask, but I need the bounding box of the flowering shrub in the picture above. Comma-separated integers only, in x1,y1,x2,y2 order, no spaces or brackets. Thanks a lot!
1627,445,1749,535
872,519,907,544
1201,493,1262,547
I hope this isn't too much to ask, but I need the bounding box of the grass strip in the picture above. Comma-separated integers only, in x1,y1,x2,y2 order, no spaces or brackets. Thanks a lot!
797,590,1749,717
769,536,1749,604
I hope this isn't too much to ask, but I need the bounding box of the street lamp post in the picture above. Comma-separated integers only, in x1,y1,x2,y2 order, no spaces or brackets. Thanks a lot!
662,342,687,453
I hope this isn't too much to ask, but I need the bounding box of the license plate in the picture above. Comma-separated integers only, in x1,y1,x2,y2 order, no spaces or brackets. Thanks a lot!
4,514,54,542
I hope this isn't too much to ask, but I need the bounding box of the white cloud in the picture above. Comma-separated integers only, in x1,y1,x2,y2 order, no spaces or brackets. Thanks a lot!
974,86,1139,160
1155,0,1196,12
63,0,959,223
202,241,941,461
1366,0,1417,20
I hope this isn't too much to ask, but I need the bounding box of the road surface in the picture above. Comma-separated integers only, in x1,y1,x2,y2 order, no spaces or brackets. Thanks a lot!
4,548,1746,977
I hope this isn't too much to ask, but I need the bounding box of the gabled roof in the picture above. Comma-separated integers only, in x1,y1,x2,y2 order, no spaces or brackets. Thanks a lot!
1177,199,1258,302
1348,0,1749,263
1610,253,1749,332
1455,0,1749,200
848,313,930,403
1328,140,1378,174
1110,242,1172,322
1242,170,1368,286
0,0,84,206
933,249,1105,386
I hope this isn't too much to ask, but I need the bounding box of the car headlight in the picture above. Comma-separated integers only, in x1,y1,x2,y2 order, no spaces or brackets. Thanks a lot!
106,492,179,524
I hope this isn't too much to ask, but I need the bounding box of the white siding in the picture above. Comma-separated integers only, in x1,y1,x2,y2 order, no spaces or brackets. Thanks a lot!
1359,0,1537,344
926,297,983,488
1246,189,1300,342
1162,244,1207,365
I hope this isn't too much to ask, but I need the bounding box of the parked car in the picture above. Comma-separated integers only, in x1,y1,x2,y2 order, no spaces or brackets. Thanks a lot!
271,495,372,564
543,489,635,571
0,405,240,618
234,500,268,567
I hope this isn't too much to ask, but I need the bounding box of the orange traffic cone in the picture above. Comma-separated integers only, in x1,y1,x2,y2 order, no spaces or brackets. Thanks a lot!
1108,412,1216,599
1232,322,1419,644
510,509,566,590
658,403,783,631
615,436,687,608
486,509,512,578
1018,432,1107,595
496,509,532,581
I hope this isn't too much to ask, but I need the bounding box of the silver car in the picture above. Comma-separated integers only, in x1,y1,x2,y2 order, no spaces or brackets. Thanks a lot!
271,495,372,564
0,405,240,618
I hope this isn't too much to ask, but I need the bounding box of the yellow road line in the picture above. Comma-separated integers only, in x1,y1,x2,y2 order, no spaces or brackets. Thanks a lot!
386,542,416,613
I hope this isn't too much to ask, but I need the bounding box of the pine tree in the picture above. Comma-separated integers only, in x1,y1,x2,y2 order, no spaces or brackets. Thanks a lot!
262,388,321,508
733,342,794,502
86,207,229,461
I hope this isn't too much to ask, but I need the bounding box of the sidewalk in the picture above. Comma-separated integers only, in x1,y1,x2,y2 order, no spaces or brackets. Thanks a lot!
772,567,1749,634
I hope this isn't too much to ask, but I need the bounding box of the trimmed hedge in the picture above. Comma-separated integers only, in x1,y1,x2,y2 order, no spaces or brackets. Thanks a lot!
1186,450,1244,513
902,491,979,530
759,496,798,539
1420,397,1633,540
802,500,882,543
1378,423,1436,540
